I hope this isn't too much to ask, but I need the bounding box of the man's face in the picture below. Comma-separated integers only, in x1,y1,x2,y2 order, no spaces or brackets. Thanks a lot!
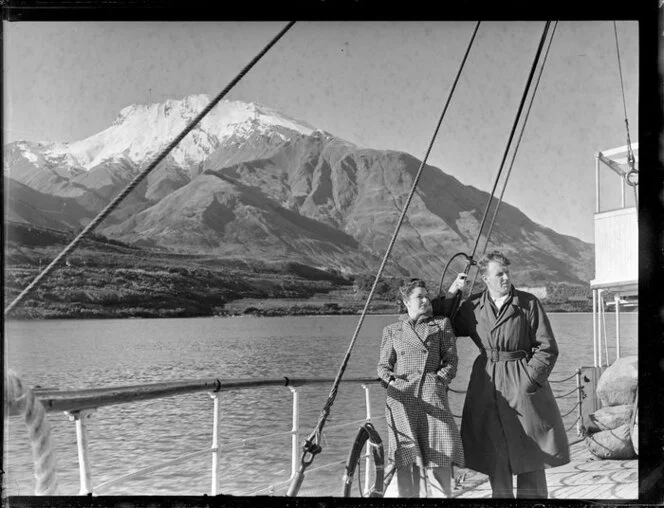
483,261,511,298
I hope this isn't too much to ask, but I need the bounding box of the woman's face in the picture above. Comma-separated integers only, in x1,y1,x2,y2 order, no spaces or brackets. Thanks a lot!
403,286,432,320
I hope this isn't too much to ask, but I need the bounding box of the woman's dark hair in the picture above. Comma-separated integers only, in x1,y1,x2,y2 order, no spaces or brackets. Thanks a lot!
399,278,427,302
478,251,511,276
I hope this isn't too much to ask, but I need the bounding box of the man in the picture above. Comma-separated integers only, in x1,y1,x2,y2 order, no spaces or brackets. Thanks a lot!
434,251,570,498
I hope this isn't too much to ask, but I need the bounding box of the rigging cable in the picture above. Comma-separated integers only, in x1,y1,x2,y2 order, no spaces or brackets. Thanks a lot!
465,21,552,265
468,21,558,295
441,21,553,311
613,20,638,208
4,21,296,317
285,21,482,497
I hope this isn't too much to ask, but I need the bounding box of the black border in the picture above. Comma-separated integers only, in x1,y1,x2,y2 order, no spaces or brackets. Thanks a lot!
2,1,662,507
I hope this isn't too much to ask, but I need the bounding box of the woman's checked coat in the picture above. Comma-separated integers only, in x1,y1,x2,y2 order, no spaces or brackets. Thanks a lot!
377,315,464,470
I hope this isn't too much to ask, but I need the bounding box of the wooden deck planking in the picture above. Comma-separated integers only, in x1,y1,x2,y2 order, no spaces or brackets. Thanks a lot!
454,441,638,500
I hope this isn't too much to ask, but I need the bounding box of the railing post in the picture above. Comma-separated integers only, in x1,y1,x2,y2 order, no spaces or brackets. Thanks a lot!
595,154,601,213
210,392,221,496
599,289,609,367
576,368,583,436
67,409,94,495
362,384,372,422
592,289,598,367
614,294,621,361
362,384,372,494
289,387,300,479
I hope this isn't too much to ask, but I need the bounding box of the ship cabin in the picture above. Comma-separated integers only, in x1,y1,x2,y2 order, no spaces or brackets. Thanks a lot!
590,143,638,369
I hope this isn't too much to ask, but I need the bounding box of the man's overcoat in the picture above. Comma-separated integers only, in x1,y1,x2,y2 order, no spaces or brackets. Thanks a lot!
377,315,464,470
453,287,570,476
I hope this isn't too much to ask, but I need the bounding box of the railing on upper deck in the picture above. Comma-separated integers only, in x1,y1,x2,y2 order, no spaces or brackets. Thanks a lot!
8,371,586,496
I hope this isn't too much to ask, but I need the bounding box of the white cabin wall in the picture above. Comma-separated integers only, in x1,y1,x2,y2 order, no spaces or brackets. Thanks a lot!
592,207,638,286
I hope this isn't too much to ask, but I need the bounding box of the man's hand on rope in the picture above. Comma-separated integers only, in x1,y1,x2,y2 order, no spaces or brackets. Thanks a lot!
447,273,469,295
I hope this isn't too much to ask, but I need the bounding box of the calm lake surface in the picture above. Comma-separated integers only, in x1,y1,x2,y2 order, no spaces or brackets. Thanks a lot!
4,313,637,496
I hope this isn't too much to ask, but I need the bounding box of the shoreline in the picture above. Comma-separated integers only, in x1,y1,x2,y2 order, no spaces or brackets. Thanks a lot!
5,304,626,321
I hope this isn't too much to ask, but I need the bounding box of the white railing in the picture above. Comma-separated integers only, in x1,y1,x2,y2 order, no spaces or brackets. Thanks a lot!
11,371,584,496
13,376,381,496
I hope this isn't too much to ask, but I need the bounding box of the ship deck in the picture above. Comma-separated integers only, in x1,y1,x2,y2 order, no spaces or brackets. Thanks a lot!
453,439,638,499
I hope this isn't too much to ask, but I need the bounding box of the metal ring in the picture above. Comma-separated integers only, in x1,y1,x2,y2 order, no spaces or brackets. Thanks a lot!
626,168,638,187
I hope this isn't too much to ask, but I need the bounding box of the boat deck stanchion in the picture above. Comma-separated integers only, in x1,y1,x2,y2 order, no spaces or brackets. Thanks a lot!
289,387,300,480
362,384,372,494
614,294,621,360
576,368,584,436
67,409,95,495
210,392,221,496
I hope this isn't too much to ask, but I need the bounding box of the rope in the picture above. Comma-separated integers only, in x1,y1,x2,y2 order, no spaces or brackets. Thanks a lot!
560,402,580,419
612,20,638,208
3,21,296,317
447,387,467,394
554,386,580,400
465,21,553,294
286,21,482,497
549,371,577,383
565,416,581,433
467,21,551,265
5,370,59,495
476,21,558,261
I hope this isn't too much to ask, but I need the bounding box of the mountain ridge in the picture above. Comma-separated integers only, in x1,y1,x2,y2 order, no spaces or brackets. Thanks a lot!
4,94,594,286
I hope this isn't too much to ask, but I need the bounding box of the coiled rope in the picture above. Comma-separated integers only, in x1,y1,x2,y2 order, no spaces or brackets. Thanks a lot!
4,21,296,317
286,21,482,497
5,370,59,495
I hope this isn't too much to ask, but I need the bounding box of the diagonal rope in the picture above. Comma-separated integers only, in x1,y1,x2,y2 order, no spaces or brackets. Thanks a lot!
4,21,296,317
286,20,482,497
466,21,552,265
468,21,558,294
613,21,638,209
447,21,553,311
480,21,557,254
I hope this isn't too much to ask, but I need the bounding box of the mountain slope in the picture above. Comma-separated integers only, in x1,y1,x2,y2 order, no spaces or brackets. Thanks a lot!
4,177,92,231
4,94,594,285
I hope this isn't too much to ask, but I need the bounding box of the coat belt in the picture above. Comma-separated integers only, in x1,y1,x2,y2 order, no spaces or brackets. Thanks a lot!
480,349,529,362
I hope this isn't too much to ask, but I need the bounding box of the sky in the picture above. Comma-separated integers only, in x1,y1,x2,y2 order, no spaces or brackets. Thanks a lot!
3,21,639,243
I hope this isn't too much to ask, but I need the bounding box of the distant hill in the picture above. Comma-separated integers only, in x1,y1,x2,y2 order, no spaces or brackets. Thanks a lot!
4,94,594,286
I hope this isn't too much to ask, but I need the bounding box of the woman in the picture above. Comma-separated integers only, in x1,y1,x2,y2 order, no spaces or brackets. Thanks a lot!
377,278,464,497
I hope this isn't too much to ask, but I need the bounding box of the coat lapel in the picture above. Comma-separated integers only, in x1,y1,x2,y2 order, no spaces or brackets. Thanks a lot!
478,291,497,333
491,287,520,331
399,316,427,348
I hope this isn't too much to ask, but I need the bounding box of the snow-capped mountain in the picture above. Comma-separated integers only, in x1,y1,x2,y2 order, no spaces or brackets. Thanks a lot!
8,94,317,176
4,95,594,285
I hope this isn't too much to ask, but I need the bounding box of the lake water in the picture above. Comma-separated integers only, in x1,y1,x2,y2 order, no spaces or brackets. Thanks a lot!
4,312,637,496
